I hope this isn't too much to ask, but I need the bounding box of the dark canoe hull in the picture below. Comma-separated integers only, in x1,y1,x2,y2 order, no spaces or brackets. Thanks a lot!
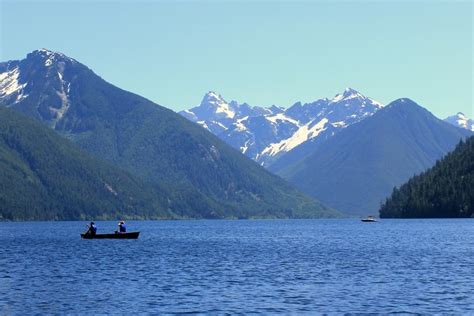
361,219,377,222
81,232,140,239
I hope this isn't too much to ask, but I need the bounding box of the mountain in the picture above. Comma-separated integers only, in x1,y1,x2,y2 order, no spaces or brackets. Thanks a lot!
444,112,474,131
180,91,289,161
180,88,383,167
380,136,474,218
0,107,173,220
180,91,279,135
0,49,338,219
277,98,472,216
267,88,383,171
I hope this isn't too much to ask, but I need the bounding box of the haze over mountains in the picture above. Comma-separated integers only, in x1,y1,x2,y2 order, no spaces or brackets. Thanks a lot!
280,99,471,215
0,49,337,220
0,49,471,219
181,91,472,216
181,90,473,167
180,88,384,166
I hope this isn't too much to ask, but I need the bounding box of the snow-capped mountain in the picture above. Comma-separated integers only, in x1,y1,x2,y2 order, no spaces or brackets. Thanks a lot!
181,91,282,135
444,112,474,131
0,48,337,219
180,88,384,166
280,98,472,215
257,88,383,165
0,48,79,128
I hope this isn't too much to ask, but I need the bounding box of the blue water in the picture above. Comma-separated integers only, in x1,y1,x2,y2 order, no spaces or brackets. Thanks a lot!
0,219,473,314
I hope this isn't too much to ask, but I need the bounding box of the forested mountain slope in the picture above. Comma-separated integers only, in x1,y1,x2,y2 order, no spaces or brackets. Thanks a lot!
380,136,474,218
278,99,472,215
0,49,337,219
0,108,174,220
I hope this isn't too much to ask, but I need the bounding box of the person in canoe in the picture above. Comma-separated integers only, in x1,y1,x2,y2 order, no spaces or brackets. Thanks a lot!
117,220,126,233
87,221,97,236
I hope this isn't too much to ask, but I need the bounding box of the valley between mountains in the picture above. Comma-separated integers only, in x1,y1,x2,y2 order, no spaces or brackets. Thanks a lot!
181,89,472,215
0,49,472,219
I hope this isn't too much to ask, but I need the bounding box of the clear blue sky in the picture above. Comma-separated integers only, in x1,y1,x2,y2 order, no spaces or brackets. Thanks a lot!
1,0,472,118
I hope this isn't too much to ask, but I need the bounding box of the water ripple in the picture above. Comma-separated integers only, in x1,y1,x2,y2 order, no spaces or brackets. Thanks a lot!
0,219,473,314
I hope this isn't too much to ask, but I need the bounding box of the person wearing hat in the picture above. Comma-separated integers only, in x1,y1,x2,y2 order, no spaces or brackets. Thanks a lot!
87,221,97,236
118,220,126,233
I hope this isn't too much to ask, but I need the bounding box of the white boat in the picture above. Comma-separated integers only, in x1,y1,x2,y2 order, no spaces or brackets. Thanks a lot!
361,216,377,222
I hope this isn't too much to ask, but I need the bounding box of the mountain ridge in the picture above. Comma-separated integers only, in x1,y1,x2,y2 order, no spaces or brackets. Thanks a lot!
277,98,472,215
0,49,339,219
180,88,384,167
0,107,175,220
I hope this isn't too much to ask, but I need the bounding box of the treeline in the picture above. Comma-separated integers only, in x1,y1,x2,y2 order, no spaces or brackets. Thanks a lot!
0,108,336,220
0,108,174,221
380,136,474,218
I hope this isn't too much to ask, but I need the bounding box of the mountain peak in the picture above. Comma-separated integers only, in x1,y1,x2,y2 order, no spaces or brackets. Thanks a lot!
343,87,359,96
444,111,474,132
199,91,235,119
35,48,55,54
331,87,365,103
391,98,417,106
28,48,75,67
202,91,226,104
268,104,284,114
281,95,471,216
385,98,424,113
205,90,221,98
1,51,336,220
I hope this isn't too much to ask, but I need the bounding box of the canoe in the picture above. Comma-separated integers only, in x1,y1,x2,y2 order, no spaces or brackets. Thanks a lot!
81,231,140,239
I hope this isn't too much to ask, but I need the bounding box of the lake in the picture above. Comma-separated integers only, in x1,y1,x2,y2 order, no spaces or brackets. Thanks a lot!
0,219,473,314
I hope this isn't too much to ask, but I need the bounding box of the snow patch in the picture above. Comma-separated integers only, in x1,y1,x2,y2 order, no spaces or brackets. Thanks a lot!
235,116,249,132
212,120,227,130
181,88,385,164
445,112,474,131
214,101,235,119
0,67,28,103
369,98,384,108
260,118,329,157
204,91,235,119
197,120,211,131
331,121,347,128
265,113,301,126
180,109,198,121
240,139,252,154
329,88,383,108
35,48,76,67
331,92,363,103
